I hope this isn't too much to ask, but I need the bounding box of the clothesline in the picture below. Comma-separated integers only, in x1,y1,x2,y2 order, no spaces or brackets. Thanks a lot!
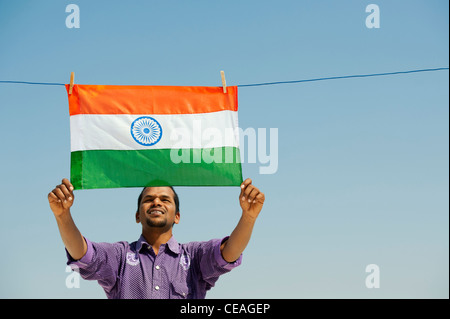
0,67,448,88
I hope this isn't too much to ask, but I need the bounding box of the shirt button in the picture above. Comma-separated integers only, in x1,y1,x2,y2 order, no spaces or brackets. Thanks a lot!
155,286,160,290
155,265,160,270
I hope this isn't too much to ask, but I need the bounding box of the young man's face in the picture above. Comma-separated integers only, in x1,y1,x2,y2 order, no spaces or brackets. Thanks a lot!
135,187,180,231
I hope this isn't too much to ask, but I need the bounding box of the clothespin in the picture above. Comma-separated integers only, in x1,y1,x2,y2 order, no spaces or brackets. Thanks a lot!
220,70,227,93
69,72,75,94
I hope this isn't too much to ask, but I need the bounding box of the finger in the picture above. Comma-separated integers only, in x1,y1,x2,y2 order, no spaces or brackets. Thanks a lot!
246,187,260,203
53,187,67,202
62,178,74,192
240,178,252,190
242,184,257,201
48,191,60,202
240,178,253,200
254,192,265,204
58,184,72,201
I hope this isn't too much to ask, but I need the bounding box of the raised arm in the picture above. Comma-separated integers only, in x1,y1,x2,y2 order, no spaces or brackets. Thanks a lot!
220,178,265,263
48,178,87,260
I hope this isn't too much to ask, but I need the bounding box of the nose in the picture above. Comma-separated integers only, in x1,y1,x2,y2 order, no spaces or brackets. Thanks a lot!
151,197,163,206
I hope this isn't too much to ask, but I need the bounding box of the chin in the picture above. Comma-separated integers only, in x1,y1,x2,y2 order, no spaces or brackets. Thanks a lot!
146,219,168,228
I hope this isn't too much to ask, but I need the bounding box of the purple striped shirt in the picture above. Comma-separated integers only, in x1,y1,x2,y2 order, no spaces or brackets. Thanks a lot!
66,235,242,299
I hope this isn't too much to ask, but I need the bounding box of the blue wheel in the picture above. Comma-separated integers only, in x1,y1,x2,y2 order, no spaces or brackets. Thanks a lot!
130,116,163,146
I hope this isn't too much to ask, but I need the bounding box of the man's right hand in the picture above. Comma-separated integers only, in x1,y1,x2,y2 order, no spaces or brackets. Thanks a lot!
48,178,86,260
48,178,75,217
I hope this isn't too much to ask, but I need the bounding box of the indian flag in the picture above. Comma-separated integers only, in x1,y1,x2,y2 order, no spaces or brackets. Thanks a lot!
65,84,242,189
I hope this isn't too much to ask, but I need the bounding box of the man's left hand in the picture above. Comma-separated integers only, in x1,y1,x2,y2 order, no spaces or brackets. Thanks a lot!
239,178,265,220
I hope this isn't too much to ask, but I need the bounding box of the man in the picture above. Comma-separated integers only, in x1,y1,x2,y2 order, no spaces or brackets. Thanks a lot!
48,178,265,299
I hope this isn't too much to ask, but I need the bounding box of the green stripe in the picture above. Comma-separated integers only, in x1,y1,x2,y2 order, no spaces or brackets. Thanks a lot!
71,148,242,189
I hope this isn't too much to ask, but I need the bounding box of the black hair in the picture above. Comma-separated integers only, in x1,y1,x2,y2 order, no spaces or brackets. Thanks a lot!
137,186,180,213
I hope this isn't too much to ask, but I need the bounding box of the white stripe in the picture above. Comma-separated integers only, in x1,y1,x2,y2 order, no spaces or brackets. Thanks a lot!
70,111,240,151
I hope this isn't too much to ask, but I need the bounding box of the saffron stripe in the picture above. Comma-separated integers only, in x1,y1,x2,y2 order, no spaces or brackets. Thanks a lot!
66,85,238,116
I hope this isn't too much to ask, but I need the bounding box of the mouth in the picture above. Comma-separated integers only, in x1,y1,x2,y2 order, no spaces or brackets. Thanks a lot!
146,208,165,216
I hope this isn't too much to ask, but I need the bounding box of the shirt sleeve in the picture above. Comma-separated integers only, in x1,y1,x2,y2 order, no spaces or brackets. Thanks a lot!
66,237,125,294
194,236,243,288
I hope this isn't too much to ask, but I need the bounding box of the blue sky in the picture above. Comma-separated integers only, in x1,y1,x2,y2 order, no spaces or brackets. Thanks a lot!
0,0,448,298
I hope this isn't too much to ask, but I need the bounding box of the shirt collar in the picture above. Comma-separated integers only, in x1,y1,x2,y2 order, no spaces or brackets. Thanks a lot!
166,236,180,254
137,234,180,255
